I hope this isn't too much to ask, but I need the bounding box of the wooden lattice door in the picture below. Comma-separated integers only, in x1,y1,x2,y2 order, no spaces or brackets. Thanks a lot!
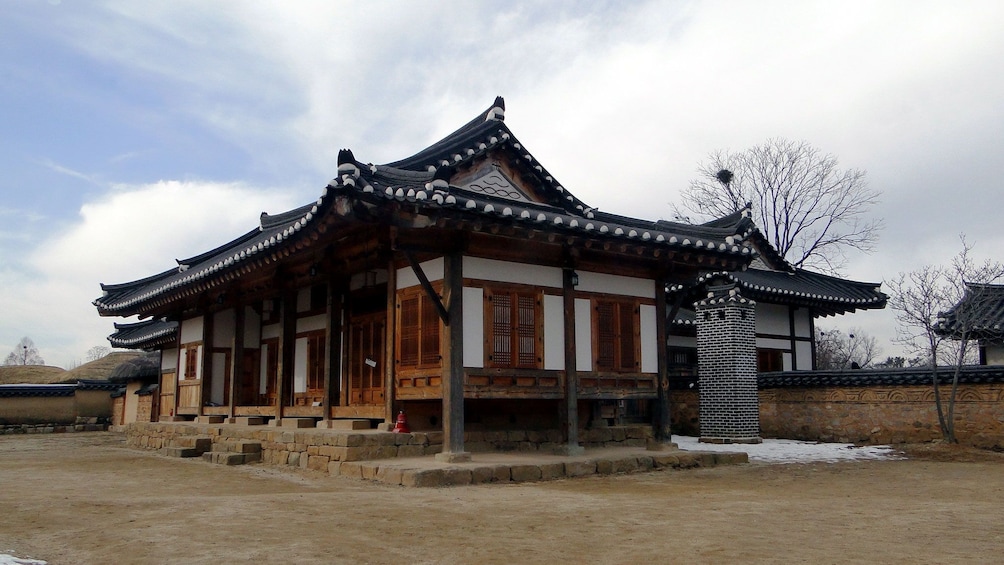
349,312,385,405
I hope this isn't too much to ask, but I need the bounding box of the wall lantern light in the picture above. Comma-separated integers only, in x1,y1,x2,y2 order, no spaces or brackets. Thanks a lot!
570,271,579,287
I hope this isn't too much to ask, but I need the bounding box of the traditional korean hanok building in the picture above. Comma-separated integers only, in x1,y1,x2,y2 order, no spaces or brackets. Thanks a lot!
936,282,1004,365
667,216,888,379
107,319,179,425
95,97,758,456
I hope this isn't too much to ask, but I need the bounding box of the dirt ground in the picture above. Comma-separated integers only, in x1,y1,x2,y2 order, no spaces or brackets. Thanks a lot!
1,433,1002,564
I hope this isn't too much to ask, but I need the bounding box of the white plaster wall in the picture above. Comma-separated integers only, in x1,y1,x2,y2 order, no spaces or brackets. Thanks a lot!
464,257,562,288
783,352,793,371
297,314,326,334
543,294,565,370
463,287,484,368
294,338,308,393
986,345,1004,365
180,317,204,344
161,348,178,371
575,298,592,371
213,309,235,344
668,335,697,348
795,340,814,370
259,343,270,394
756,303,790,336
640,304,657,373
296,287,312,313
244,306,261,345
793,308,812,338
575,272,655,299
124,382,140,424
350,269,389,291
262,324,280,341
211,352,227,404
757,337,790,351
396,258,444,289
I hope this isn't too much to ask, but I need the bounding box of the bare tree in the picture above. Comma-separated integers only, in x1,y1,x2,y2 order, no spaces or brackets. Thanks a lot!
85,346,112,362
815,327,880,369
673,138,882,275
887,236,1004,443
2,337,45,366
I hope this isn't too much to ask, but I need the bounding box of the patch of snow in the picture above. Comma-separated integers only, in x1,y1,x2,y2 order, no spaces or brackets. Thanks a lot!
674,436,903,464
0,554,46,565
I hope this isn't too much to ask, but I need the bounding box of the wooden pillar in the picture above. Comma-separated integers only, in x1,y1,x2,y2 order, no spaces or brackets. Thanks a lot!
199,312,215,417
228,305,245,421
384,260,397,424
560,268,584,455
654,277,672,442
323,279,343,422
437,252,469,462
169,316,182,420
276,291,296,422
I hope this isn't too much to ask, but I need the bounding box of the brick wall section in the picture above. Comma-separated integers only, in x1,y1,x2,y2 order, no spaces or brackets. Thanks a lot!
696,283,760,442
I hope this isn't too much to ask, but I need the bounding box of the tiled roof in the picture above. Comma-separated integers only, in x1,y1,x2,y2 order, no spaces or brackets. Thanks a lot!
936,283,1004,341
95,97,757,317
107,319,178,349
668,365,1004,390
758,365,1004,388
0,380,120,398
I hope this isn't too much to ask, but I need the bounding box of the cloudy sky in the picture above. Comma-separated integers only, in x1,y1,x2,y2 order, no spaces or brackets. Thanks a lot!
2,0,1003,368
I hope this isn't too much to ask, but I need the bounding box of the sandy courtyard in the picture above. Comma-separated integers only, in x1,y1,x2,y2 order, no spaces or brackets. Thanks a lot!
1,432,1002,564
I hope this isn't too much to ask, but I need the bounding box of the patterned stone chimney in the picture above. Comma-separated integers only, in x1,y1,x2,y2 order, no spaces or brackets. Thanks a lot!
696,278,761,444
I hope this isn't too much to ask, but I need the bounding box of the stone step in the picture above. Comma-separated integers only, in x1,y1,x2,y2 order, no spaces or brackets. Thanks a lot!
317,419,372,430
218,440,262,454
163,446,203,458
231,416,265,426
168,436,212,452
196,415,226,424
273,418,316,429
202,451,263,465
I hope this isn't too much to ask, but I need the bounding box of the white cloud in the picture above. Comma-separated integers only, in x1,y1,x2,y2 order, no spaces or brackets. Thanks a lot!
0,181,302,368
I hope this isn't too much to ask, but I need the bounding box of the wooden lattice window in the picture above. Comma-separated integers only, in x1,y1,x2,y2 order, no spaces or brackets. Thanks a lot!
485,286,542,369
182,343,201,380
397,286,442,369
593,298,639,372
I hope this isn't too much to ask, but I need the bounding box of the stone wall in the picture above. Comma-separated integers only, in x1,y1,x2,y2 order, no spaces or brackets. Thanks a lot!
1,417,109,435
124,422,655,473
759,383,1004,448
669,366,1004,449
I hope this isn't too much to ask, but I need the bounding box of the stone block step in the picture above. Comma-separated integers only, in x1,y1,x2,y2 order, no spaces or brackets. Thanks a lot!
317,419,372,430
202,451,262,465
163,446,203,458
231,416,265,426
196,415,226,424
168,436,212,452
274,418,316,429
219,440,262,454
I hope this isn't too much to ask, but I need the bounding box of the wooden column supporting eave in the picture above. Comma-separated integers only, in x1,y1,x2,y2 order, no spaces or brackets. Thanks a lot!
227,305,245,420
384,260,397,424
654,277,672,442
276,291,297,422
559,267,584,455
436,252,469,462
199,312,215,418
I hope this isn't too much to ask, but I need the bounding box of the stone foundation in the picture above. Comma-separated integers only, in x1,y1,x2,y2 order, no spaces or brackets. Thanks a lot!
124,421,656,471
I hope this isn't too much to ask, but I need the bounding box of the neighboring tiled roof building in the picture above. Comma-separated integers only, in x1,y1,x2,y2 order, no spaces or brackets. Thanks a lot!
936,282,1004,365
